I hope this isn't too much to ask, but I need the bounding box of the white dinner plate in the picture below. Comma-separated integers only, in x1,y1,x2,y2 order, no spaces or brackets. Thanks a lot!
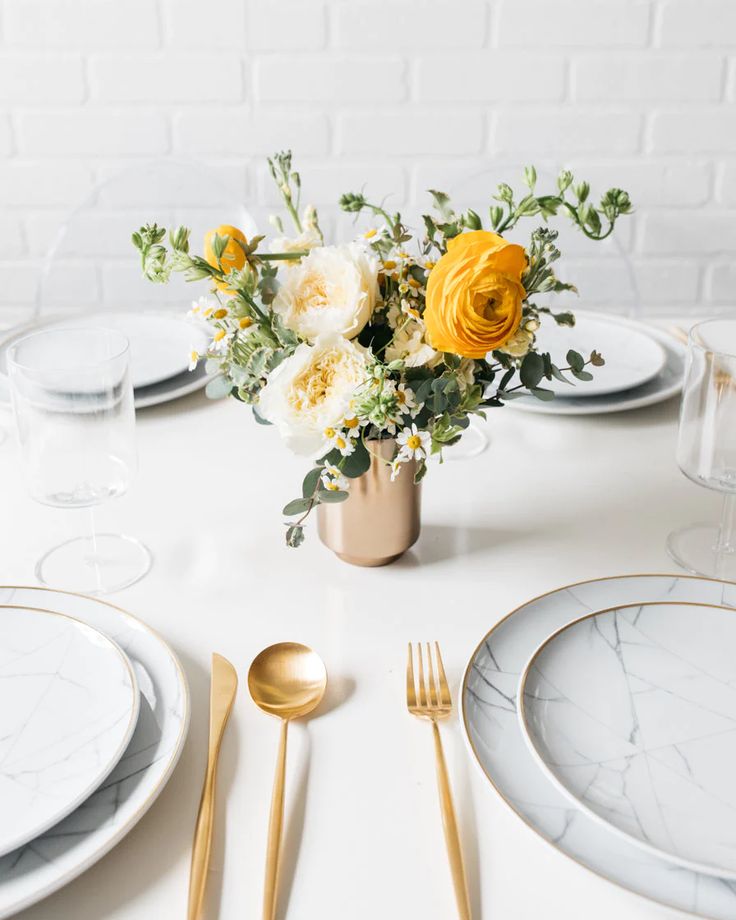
0,313,213,409
507,324,685,415
462,575,736,919
0,586,189,919
519,601,736,879
0,312,210,390
0,606,139,858
533,312,666,397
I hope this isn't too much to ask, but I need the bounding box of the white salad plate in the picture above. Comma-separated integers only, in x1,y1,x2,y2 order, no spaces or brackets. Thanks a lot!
519,601,736,879
0,586,189,919
0,312,212,409
507,324,685,416
533,312,667,397
0,606,139,859
462,575,736,919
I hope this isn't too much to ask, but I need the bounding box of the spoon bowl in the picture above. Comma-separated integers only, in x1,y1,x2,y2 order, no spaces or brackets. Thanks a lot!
248,642,327,720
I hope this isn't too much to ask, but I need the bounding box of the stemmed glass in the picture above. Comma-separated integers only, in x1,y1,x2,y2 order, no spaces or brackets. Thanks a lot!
7,327,151,594
668,317,736,579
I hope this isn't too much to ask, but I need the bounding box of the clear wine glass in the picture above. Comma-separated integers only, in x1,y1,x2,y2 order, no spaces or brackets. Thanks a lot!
7,327,151,594
667,317,736,580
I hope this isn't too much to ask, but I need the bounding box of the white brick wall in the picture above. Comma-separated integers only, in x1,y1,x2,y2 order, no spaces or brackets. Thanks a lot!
0,0,735,325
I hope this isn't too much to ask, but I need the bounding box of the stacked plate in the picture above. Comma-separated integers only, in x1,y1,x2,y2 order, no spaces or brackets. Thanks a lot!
0,586,189,918
507,311,686,415
0,312,212,410
462,574,736,919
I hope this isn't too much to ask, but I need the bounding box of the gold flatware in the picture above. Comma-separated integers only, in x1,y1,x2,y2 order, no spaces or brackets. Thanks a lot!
407,642,471,920
248,642,327,920
669,324,689,345
187,653,238,920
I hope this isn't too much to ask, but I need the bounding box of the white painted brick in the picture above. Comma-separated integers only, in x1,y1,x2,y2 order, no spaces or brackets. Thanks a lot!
16,110,169,157
572,54,724,102
255,56,406,103
3,0,160,49
717,163,736,205
162,0,245,49
561,257,641,306
728,60,736,102
0,163,95,208
658,0,736,47
257,162,407,207
173,111,330,156
0,116,13,156
0,55,85,105
414,53,565,102
495,111,642,156
25,211,155,258
634,260,701,304
705,262,736,301
337,111,485,156
90,54,243,103
650,110,736,153
37,260,101,307
246,0,326,50
334,1,487,51
100,259,200,308
568,160,712,207
95,161,249,207
497,1,651,47
639,211,736,254
0,263,38,306
0,216,26,259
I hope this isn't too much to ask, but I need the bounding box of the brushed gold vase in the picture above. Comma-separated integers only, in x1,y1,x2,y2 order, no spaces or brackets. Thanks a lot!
317,439,421,566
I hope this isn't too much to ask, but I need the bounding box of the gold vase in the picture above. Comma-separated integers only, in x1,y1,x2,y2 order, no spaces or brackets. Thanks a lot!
317,439,421,566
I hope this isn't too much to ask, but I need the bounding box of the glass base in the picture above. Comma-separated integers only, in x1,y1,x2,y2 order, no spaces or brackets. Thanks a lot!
666,523,736,580
35,533,152,595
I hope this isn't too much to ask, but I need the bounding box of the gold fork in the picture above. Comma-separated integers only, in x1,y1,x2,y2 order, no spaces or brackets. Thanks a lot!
407,642,471,920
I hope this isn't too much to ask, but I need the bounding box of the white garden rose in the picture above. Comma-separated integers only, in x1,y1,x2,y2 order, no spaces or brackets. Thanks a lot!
257,333,370,455
271,243,379,342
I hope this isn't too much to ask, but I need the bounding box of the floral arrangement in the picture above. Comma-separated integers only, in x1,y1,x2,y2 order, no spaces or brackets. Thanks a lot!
132,152,632,547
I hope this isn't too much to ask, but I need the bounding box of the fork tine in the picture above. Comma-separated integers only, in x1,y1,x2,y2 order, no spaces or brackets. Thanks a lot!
406,643,417,708
426,642,438,707
416,643,428,707
435,641,452,707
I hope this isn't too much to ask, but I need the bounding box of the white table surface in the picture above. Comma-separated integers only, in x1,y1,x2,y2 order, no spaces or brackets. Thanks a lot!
0,353,717,920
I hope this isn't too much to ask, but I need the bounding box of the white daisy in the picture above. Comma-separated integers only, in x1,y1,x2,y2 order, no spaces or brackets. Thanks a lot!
321,465,349,492
188,348,199,372
395,383,420,417
396,423,431,462
188,295,218,321
322,426,355,457
390,456,406,482
210,328,233,355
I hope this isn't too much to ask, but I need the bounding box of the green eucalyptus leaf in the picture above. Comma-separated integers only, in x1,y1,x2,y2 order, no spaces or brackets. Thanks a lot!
530,387,555,401
317,489,350,503
283,497,311,516
520,352,545,388
566,349,585,372
302,467,322,498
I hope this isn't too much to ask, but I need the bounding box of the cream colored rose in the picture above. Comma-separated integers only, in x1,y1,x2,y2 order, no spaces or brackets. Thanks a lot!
257,333,370,455
272,243,379,341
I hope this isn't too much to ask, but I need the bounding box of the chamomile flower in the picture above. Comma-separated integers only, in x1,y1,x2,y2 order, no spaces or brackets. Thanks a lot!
188,295,217,321
342,415,363,438
323,427,355,457
210,327,232,355
238,316,254,331
188,348,199,372
362,227,381,243
400,299,421,321
397,423,431,461
395,383,420,417
321,465,349,492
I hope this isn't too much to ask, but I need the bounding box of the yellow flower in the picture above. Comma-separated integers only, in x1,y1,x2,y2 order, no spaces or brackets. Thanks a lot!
213,307,229,319
239,316,253,330
204,224,248,293
424,230,527,359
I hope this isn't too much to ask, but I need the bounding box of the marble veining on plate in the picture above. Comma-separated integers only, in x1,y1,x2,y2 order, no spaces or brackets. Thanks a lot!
521,602,736,877
0,588,189,920
0,607,139,858
463,575,736,920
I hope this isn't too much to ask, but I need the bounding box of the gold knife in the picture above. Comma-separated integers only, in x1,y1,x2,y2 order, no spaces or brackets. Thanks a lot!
187,653,238,920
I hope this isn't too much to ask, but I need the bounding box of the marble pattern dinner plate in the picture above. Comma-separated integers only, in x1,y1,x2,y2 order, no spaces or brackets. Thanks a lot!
519,601,736,878
0,586,189,919
0,606,139,858
532,312,667,397
462,575,736,919
507,325,685,416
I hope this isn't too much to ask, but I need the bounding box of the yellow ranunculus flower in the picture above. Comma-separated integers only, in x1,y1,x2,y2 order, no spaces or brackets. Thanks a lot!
424,230,527,358
204,224,248,292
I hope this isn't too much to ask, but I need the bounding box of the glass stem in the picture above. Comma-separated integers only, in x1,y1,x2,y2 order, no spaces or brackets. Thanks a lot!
715,494,736,582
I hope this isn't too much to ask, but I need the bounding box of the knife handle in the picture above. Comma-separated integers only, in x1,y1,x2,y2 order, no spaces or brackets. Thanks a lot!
187,763,217,920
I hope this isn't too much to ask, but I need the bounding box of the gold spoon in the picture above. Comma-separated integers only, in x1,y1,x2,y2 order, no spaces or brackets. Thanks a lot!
248,642,327,920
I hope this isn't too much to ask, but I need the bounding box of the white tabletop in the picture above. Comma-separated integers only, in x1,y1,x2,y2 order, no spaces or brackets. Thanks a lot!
0,361,712,920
